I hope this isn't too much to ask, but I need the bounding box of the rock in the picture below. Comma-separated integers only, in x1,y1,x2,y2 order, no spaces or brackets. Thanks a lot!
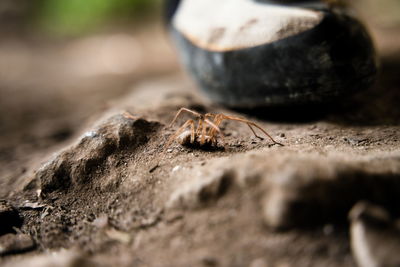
349,202,400,267
0,200,22,235
0,233,35,255
105,228,132,244
167,0,377,108
36,114,160,194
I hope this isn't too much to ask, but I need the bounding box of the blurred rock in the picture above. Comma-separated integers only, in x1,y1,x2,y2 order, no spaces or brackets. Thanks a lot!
0,233,34,255
258,156,400,230
349,201,400,267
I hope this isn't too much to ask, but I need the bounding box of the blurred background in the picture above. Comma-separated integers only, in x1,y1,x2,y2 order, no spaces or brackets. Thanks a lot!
0,0,399,184
0,0,178,158
0,0,180,189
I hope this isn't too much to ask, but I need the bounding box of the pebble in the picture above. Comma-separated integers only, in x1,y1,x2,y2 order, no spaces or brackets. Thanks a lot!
172,165,181,172
262,187,290,230
349,201,400,267
105,228,132,244
92,214,109,228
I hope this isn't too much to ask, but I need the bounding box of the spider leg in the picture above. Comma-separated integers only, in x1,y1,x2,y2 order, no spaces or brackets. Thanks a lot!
204,113,217,129
164,119,195,149
200,119,207,145
196,118,203,135
208,114,225,138
204,118,225,146
168,108,202,127
246,124,263,140
218,115,283,146
203,114,217,137
189,119,195,143
204,113,217,137
205,113,216,120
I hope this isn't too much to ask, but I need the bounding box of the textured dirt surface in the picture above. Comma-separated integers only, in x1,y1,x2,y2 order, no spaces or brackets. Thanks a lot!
1,17,400,267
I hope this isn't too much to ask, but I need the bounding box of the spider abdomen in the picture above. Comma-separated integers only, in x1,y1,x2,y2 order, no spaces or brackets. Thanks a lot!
177,131,214,146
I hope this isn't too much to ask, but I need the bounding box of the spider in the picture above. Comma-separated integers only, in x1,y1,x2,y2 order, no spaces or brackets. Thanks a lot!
165,108,283,149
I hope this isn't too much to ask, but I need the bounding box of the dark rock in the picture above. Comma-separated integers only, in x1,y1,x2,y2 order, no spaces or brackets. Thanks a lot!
349,202,400,267
0,200,22,235
0,233,35,255
167,0,377,108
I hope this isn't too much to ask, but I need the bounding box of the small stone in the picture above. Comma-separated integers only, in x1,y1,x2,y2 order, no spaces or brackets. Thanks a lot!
20,201,46,209
92,214,108,228
149,164,159,173
349,202,400,267
262,187,293,230
105,228,132,244
172,166,181,172
0,233,35,255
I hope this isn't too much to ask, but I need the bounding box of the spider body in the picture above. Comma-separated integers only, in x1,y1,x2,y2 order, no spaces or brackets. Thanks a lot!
177,131,214,146
165,108,283,149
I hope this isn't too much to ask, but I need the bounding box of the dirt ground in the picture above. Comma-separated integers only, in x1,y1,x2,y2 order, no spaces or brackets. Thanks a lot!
0,14,400,267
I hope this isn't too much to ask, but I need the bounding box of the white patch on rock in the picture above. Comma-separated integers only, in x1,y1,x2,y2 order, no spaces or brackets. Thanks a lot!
173,0,323,52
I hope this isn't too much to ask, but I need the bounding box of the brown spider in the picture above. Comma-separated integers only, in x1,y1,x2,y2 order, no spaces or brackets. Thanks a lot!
165,108,283,149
